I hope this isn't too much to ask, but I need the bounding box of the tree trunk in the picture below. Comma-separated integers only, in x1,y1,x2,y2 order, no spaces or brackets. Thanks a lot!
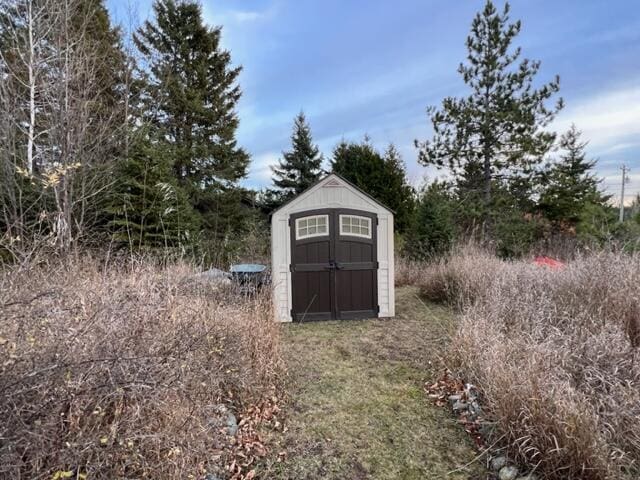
483,149,491,206
27,0,36,174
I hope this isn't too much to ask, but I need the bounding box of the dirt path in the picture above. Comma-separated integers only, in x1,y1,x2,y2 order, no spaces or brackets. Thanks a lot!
261,287,484,480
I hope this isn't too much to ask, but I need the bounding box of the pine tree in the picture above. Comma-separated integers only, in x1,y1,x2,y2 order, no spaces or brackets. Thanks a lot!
404,181,455,260
271,111,323,205
331,139,415,232
76,0,126,126
134,0,249,244
108,127,198,249
416,1,563,218
381,144,416,232
538,125,608,226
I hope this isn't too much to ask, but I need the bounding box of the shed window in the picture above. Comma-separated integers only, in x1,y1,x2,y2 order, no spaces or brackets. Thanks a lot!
295,215,329,239
340,215,372,238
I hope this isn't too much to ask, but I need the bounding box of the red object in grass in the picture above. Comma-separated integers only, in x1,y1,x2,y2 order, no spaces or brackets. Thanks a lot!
533,256,565,270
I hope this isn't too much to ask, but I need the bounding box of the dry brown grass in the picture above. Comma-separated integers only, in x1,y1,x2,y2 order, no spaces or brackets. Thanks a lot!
0,256,281,479
423,249,640,479
413,245,507,306
394,257,426,287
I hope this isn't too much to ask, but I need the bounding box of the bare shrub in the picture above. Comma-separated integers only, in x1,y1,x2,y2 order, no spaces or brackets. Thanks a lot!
394,256,426,287
416,244,507,307
0,257,281,478
443,250,640,479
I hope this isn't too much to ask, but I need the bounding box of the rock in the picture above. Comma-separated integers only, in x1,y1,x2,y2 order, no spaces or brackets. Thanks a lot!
225,411,238,436
468,400,482,417
210,404,238,436
198,268,231,281
464,383,479,400
448,394,461,404
490,455,508,471
498,465,519,480
452,400,467,411
205,474,222,480
516,475,538,480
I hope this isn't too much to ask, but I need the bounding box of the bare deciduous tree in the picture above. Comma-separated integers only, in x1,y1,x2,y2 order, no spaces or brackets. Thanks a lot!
0,0,125,257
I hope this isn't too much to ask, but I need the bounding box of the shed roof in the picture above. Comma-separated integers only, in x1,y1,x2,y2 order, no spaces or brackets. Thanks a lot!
271,173,394,216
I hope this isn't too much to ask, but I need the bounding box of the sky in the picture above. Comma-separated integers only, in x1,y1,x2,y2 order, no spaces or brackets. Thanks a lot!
106,0,640,203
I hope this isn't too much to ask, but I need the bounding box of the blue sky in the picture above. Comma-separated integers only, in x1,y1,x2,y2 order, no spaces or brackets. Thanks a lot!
107,0,640,202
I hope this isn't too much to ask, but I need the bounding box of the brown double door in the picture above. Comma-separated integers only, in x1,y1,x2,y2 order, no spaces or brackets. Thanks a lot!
290,209,378,322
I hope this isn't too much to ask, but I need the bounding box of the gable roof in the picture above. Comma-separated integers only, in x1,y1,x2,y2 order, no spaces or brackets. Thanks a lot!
271,173,394,216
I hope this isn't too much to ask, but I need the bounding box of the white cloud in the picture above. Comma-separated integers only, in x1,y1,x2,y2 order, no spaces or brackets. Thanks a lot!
231,11,263,23
551,83,640,202
201,2,278,27
554,84,640,153
245,150,280,188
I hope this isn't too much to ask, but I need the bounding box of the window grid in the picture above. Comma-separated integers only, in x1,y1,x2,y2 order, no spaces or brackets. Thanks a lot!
340,215,372,238
295,215,329,240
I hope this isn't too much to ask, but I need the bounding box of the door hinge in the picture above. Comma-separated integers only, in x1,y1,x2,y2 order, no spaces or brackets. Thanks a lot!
375,305,380,314
289,264,295,272
288,218,293,227
375,217,379,226
290,309,294,320
375,261,379,269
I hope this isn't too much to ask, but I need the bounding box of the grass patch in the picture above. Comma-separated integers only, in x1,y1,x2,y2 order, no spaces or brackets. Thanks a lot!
260,287,483,479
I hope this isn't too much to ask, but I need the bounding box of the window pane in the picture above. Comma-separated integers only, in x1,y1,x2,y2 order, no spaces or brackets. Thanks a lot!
318,224,326,234
317,217,326,227
299,226,308,236
308,225,317,234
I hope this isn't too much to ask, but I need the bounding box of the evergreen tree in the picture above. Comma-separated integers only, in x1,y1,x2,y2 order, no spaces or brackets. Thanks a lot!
331,139,415,232
0,0,128,250
631,195,640,224
416,1,563,220
381,144,416,232
271,111,323,205
134,0,249,245
108,127,198,249
404,181,455,260
538,125,608,226
77,0,127,127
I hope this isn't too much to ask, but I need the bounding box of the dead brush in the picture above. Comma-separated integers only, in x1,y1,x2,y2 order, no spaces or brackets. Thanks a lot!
417,244,508,307
0,256,282,479
444,250,640,479
394,256,426,287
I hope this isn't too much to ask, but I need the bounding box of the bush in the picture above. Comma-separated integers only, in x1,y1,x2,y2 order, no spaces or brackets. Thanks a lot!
0,257,281,478
394,256,426,287
436,250,640,479
416,244,506,307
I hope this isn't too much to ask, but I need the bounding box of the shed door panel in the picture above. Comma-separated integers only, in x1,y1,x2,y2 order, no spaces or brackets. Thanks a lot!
291,239,332,321
290,209,378,322
334,212,378,319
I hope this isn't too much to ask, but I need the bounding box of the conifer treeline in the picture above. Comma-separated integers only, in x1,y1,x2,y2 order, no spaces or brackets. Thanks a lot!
0,0,633,264
0,0,255,263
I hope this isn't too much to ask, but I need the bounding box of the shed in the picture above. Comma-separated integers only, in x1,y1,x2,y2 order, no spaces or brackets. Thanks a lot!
271,174,395,322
